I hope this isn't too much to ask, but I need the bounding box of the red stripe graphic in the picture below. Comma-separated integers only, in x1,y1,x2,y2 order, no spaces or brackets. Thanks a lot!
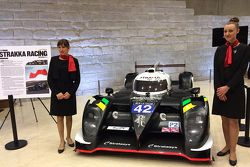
76,147,211,162
29,69,48,78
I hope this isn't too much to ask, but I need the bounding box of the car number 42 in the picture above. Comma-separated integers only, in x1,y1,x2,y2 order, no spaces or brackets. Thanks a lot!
132,104,154,113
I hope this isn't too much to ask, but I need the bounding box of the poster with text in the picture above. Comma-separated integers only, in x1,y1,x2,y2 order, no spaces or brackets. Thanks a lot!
0,45,51,100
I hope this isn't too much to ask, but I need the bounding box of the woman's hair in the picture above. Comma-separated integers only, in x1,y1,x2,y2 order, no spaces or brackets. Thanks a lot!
57,39,70,48
227,17,240,29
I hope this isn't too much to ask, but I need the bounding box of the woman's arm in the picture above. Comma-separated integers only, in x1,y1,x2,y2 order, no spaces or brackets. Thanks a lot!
47,57,60,94
68,58,81,95
214,47,221,90
227,46,250,89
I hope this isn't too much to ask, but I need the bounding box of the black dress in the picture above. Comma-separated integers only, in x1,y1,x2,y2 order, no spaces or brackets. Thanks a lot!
212,43,249,119
47,56,80,116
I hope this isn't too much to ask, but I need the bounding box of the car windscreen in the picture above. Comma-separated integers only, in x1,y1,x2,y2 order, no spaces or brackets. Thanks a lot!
133,80,168,92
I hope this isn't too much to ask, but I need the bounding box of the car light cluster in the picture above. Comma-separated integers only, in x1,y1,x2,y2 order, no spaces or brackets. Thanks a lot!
183,100,208,148
82,104,103,142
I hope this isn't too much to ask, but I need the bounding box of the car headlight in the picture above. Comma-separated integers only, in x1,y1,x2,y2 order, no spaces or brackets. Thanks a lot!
82,105,102,142
184,105,208,147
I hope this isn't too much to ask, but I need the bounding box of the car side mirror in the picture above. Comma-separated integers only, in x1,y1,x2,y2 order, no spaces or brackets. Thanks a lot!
191,87,200,97
105,87,113,96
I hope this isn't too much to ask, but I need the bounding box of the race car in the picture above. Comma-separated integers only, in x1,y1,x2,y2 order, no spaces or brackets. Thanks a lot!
75,67,213,162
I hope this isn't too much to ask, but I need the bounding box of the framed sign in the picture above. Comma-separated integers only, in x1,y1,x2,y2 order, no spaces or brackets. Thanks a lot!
0,45,51,100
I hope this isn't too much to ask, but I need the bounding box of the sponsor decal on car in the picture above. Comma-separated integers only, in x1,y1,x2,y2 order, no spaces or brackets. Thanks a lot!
159,113,167,120
183,103,196,113
131,103,155,113
161,121,180,133
148,144,178,149
134,114,146,127
139,76,161,80
96,98,109,111
104,141,131,146
107,126,130,131
162,127,179,133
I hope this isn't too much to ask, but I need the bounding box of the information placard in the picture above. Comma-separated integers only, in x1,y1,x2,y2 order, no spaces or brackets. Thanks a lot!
0,45,51,100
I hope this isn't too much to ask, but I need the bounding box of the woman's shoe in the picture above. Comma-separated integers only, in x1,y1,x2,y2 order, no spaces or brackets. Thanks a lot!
229,159,237,166
58,148,64,154
66,138,75,147
217,149,230,156
68,142,75,147
58,142,65,154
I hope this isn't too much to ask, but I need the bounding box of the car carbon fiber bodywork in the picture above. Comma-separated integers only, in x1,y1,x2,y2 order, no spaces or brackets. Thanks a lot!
75,68,212,162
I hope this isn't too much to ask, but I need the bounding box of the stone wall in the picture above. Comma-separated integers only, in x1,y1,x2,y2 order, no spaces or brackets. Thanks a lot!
186,0,250,16
0,0,250,95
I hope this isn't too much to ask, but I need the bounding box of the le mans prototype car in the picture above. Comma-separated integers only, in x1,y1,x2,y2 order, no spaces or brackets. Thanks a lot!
75,67,213,162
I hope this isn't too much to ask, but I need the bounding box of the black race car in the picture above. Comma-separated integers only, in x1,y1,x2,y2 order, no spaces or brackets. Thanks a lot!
75,67,213,162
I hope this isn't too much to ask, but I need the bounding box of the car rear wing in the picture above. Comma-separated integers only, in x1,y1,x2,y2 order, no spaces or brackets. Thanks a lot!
134,61,186,73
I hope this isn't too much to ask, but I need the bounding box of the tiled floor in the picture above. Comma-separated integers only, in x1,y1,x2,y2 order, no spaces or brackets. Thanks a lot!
1,80,250,167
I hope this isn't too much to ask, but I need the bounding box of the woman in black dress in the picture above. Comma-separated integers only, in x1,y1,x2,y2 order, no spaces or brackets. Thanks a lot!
212,17,249,166
48,39,80,153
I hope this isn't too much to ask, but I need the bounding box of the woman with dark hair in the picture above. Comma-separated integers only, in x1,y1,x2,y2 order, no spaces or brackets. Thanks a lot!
48,39,80,153
212,17,249,166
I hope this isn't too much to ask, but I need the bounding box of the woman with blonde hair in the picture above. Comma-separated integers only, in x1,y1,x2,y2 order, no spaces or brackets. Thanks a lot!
212,17,249,166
